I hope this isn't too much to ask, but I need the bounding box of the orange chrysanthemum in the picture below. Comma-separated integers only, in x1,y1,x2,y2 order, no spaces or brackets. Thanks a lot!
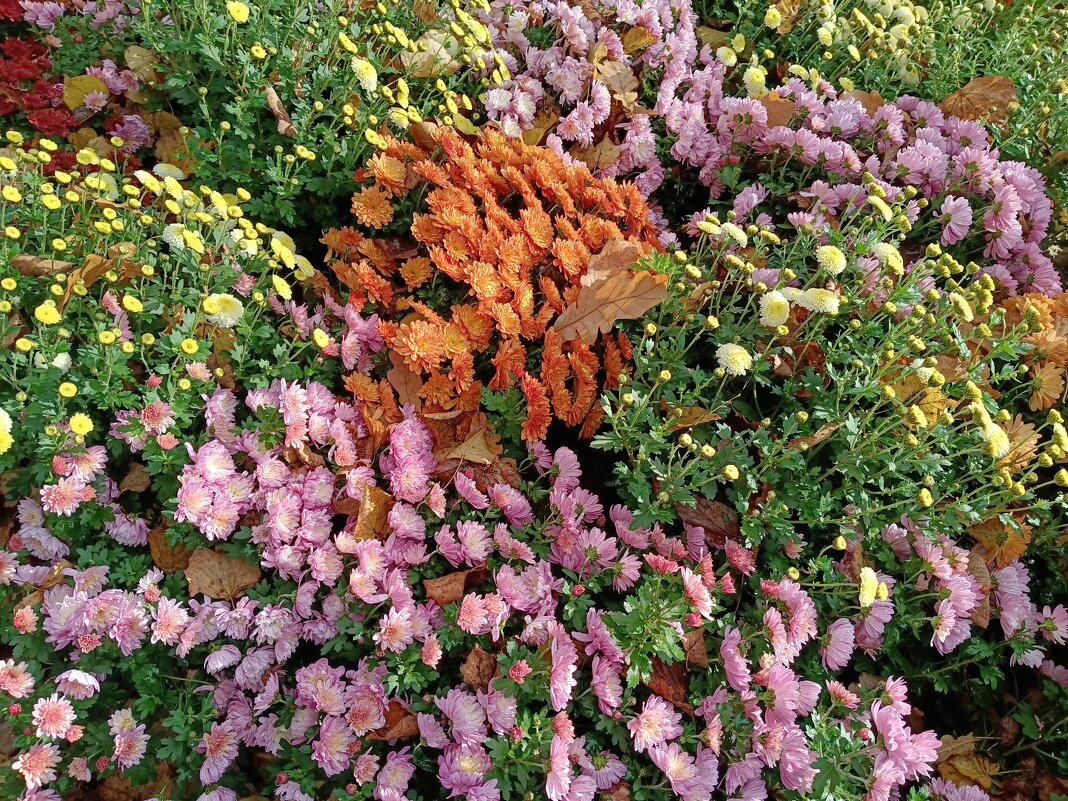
520,373,551,441
350,186,394,229
326,127,662,439
1029,362,1065,411
369,153,409,196
1026,328,1068,367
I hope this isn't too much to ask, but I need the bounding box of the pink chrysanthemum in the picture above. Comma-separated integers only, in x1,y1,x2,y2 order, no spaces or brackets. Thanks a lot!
13,743,60,789
32,693,76,739
627,695,683,752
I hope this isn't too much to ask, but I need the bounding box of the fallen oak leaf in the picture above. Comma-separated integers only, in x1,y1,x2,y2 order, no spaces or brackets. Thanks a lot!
646,658,693,714
386,351,423,410
570,138,622,172
676,497,740,548
682,629,708,668
184,549,261,600
758,93,796,127
553,269,668,345
352,485,394,541
787,422,842,450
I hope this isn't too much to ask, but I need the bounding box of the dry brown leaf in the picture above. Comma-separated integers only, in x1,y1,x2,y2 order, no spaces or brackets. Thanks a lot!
622,26,658,53
123,45,160,82
143,111,183,136
646,659,693,713
553,269,668,344
63,75,110,110
368,699,419,740
667,406,722,431
264,87,296,137
119,462,152,494
843,90,885,117
676,497,740,548
185,549,261,600
354,485,394,541
520,110,559,147
148,525,194,573
412,0,437,22
604,783,631,801
967,550,991,629
58,255,111,311
442,419,503,465
595,60,640,103
10,254,73,277
571,138,622,171
939,750,999,790
940,76,1016,125
695,26,729,50
409,121,440,151
682,629,709,668
773,0,802,33
787,423,842,450
460,645,498,690
387,351,423,409
759,94,796,128
581,239,645,287
423,565,488,606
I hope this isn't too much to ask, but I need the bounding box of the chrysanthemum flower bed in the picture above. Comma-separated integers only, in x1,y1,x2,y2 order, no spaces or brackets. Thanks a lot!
0,0,1067,800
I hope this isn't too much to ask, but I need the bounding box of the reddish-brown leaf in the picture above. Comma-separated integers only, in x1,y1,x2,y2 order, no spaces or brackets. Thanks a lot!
386,351,423,409
646,659,692,713
423,565,488,606
368,699,419,740
460,644,498,690
758,93,796,127
676,497,740,548
118,462,152,494
682,629,708,668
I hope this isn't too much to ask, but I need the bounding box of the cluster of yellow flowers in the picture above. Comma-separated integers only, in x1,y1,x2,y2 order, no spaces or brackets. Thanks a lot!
725,0,940,92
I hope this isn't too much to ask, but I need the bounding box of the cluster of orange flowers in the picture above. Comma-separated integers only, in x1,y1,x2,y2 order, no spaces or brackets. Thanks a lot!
324,128,661,439
1000,292,1068,412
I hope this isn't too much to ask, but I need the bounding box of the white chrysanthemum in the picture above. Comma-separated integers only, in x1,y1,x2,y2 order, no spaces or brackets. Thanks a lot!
716,46,738,67
51,353,72,372
716,343,753,376
872,242,903,275
720,222,748,248
162,223,186,251
93,172,119,199
352,57,378,93
980,423,1010,458
134,170,162,194
759,290,791,327
781,286,805,303
743,66,766,97
0,407,12,434
799,288,841,314
204,293,245,328
154,163,186,180
815,245,847,275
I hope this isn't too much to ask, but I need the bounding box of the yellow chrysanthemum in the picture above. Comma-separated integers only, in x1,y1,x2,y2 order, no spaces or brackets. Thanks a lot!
69,413,93,436
226,0,250,22
858,567,878,608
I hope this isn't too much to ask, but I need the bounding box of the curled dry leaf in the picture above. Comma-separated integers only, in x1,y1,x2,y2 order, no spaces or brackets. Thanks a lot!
460,644,498,690
552,269,668,345
148,525,193,573
843,90,885,116
966,550,991,629
939,76,1016,126
264,87,295,137
58,255,111,311
368,699,419,740
787,422,842,450
666,406,722,431
184,549,261,600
